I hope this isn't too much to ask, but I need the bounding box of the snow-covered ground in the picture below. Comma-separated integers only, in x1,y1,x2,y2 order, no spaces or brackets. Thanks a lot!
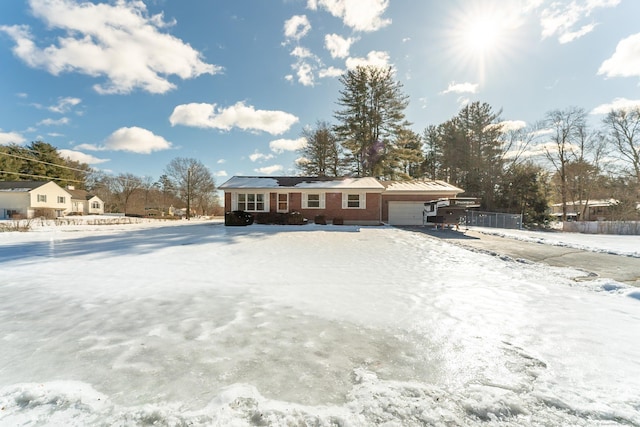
1,219,639,426
471,226,640,258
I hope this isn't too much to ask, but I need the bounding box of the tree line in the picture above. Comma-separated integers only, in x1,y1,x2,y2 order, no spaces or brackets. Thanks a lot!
2,65,639,224
0,143,219,218
297,65,640,223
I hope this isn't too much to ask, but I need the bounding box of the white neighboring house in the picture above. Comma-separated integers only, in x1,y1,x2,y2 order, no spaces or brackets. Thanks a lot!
0,181,73,219
65,186,104,215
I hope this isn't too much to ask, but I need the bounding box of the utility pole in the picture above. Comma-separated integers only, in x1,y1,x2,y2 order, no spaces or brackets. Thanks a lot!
186,167,191,220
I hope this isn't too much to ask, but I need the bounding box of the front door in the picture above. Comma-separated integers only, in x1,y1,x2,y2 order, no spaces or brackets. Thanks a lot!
277,193,289,212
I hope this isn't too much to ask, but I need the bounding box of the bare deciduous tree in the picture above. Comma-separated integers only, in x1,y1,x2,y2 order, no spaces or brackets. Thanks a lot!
164,158,216,218
540,107,587,221
602,107,640,185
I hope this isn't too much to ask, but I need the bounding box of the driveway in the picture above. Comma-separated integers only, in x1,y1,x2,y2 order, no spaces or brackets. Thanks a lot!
400,226,640,287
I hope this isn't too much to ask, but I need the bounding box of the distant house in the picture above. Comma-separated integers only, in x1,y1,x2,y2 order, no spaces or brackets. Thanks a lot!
0,181,72,219
550,199,620,221
219,176,464,225
65,186,104,215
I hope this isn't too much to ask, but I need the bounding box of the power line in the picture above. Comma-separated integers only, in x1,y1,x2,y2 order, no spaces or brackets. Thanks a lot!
0,170,85,183
0,150,90,174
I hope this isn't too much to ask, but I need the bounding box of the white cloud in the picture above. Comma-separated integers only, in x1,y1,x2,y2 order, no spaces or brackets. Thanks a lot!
294,62,315,86
558,23,596,44
345,50,390,70
0,0,220,94
319,66,343,78
38,117,70,126
217,159,226,164
289,47,321,87
291,46,313,58
48,96,81,113
249,151,275,162
214,170,228,178
497,120,527,132
0,130,26,145
324,33,355,58
308,0,391,32
591,98,640,114
441,82,479,94
170,102,299,135
255,165,284,175
270,137,307,153
283,15,311,41
77,126,172,154
539,0,621,43
598,33,640,79
295,156,310,166
58,148,109,165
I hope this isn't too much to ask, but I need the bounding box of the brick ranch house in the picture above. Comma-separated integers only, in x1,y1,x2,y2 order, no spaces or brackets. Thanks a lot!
219,176,465,226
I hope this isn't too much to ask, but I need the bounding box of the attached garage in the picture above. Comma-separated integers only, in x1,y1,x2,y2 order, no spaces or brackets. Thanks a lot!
388,201,426,225
381,180,465,225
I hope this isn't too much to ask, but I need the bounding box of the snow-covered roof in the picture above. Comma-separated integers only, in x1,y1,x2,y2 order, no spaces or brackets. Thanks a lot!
0,181,48,192
381,180,464,194
219,176,385,190
551,199,619,208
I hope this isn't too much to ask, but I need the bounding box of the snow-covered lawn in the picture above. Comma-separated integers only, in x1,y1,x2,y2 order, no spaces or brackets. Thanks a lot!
1,219,639,426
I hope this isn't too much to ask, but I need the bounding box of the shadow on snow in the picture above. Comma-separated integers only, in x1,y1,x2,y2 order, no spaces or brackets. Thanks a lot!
0,222,365,264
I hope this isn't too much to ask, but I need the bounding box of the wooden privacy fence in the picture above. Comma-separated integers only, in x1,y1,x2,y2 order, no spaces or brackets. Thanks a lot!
562,221,640,235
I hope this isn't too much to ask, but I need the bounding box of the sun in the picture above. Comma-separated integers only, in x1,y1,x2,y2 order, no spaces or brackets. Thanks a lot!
446,4,520,84
464,17,501,54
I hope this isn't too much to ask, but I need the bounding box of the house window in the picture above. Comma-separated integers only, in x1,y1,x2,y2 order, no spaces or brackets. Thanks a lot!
91,201,101,209
237,193,266,212
57,196,66,203
343,193,366,209
303,193,325,209
37,194,47,202
277,194,288,212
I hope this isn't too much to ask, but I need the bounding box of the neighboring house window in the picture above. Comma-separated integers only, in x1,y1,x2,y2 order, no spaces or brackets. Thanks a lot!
303,193,325,209
57,196,66,203
37,194,46,202
277,194,288,212
91,201,101,209
237,193,266,211
342,193,366,209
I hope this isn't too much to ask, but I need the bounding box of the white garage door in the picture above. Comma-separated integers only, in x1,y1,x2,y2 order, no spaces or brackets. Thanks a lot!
388,202,425,225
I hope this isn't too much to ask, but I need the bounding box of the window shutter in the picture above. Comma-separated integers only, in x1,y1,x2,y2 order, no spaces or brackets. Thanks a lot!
231,192,237,210
341,193,347,209
320,193,326,209
263,193,270,212
360,193,366,209
302,193,308,209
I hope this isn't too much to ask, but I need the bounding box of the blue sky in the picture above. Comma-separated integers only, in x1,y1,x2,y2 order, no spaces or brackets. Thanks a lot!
1,0,639,184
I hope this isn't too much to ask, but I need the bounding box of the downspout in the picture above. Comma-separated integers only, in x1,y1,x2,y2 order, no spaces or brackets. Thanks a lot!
379,191,383,225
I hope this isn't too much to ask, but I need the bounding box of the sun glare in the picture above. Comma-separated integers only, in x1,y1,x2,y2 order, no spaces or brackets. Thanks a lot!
446,3,520,84
465,17,501,53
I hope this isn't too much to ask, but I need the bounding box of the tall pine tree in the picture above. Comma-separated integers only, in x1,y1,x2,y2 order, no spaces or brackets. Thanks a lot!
334,66,409,177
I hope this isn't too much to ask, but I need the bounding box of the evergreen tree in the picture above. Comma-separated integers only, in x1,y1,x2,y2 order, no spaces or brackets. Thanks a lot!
383,128,424,180
0,141,89,186
297,121,343,177
496,162,550,226
334,66,409,177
